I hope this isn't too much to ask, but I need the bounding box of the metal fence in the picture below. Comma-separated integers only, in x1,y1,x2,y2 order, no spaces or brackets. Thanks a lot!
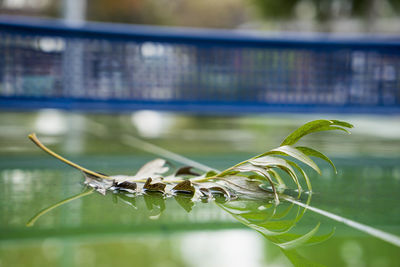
0,16,399,113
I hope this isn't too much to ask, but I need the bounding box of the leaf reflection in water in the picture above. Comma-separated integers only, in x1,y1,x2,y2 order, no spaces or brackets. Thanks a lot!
26,187,332,267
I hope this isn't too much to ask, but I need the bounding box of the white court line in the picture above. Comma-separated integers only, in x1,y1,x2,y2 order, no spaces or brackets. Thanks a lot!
120,133,400,248
287,198,400,247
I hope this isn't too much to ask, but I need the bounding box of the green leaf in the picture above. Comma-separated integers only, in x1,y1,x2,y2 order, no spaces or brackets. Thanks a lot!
296,146,337,174
287,161,312,192
265,145,321,175
250,156,302,193
205,170,218,177
204,186,231,199
280,120,352,146
218,176,272,200
234,163,279,203
267,169,286,187
329,120,354,129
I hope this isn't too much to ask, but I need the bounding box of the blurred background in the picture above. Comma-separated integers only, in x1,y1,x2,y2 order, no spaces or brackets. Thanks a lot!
1,1,400,267
1,0,400,32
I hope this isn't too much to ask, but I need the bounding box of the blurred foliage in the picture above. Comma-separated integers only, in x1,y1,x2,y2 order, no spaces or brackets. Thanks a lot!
86,0,250,28
1,0,400,31
252,0,400,21
86,0,166,25
0,0,252,28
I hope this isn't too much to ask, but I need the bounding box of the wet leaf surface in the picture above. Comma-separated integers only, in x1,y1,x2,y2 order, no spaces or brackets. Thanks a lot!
143,178,167,193
172,180,195,195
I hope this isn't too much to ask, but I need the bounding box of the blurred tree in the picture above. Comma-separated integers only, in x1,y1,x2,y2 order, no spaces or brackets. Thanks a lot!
86,0,251,28
252,0,400,30
1,0,399,31
86,0,166,24
0,0,58,17
165,0,249,28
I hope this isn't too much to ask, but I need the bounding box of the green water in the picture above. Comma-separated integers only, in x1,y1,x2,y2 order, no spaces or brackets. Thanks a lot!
0,111,400,267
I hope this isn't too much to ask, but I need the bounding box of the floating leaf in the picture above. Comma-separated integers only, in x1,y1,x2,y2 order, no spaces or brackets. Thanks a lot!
232,164,278,203
143,178,166,193
135,159,169,178
250,156,302,193
116,181,138,191
199,187,212,198
208,186,231,199
28,120,351,267
172,180,195,195
28,119,352,203
175,166,200,177
205,170,218,178
219,176,270,200
84,173,113,195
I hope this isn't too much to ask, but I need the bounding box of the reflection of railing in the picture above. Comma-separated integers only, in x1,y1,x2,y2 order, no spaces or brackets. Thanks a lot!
0,16,399,113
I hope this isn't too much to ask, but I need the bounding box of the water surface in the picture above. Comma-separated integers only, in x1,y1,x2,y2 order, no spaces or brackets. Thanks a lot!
1,111,399,267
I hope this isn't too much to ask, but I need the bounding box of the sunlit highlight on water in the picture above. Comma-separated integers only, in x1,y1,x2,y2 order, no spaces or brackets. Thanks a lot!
180,230,265,267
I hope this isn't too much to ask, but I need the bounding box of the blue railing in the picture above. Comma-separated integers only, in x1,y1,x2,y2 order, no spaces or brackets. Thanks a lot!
0,16,399,114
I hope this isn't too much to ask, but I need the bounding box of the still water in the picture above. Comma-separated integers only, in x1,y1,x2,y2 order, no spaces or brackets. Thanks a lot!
0,111,400,267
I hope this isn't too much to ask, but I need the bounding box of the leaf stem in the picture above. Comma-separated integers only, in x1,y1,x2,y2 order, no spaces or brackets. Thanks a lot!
125,178,186,184
193,157,257,183
28,133,111,180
